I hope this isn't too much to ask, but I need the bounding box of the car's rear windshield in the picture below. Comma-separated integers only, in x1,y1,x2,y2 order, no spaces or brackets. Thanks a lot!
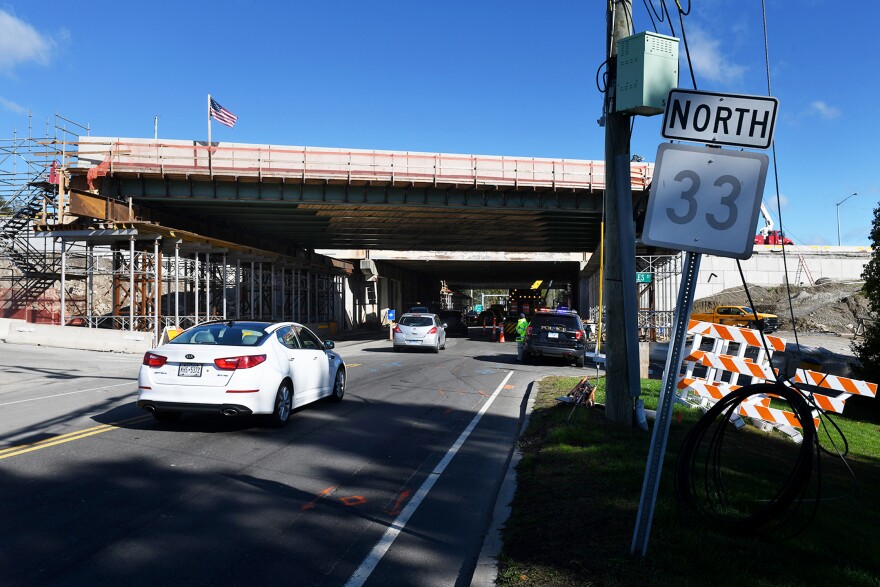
531,314,581,330
400,316,434,327
170,323,269,346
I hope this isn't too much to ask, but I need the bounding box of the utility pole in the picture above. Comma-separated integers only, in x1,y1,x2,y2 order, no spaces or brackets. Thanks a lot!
603,0,641,425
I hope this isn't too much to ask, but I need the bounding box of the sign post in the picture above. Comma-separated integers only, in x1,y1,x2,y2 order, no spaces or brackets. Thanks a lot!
632,89,776,556
388,309,396,341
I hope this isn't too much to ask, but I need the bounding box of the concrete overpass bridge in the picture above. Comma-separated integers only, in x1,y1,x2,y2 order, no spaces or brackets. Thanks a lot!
2,134,654,341
73,137,653,253
2,132,870,345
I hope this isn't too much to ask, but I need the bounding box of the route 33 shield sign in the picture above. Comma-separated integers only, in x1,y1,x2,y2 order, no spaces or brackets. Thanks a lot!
641,143,769,260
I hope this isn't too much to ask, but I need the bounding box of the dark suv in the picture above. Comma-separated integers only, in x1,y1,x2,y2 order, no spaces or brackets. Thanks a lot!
523,308,587,367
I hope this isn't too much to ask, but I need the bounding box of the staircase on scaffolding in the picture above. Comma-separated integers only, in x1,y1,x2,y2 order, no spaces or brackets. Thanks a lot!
0,115,89,322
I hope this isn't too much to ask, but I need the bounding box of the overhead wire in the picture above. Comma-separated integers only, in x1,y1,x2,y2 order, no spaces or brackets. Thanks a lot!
667,0,855,538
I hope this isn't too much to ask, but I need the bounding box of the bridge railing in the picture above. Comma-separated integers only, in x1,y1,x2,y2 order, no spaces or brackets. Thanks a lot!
75,137,653,191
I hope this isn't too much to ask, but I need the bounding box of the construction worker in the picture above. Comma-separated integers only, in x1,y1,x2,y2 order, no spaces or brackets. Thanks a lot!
516,313,529,361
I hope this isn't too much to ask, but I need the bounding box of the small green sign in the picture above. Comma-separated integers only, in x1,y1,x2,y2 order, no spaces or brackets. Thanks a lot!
636,272,653,283
475,304,483,312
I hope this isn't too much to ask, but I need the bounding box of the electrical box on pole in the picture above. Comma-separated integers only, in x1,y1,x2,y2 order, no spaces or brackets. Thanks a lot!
616,32,680,116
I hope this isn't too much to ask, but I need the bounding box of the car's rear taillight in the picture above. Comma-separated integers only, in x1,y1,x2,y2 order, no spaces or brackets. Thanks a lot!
428,326,438,334
214,354,267,370
526,326,532,337
575,330,583,341
394,325,402,333
143,352,167,367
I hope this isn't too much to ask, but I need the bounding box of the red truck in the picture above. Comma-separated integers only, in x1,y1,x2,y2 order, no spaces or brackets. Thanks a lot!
754,230,793,245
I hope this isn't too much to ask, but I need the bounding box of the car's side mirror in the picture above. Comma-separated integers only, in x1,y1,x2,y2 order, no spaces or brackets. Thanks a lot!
324,340,335,350
441,323,448,329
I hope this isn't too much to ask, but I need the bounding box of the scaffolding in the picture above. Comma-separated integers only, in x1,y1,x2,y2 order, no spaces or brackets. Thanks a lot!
635,254,682,342
587,253,682,343
1,115,89,321
1,117,349,342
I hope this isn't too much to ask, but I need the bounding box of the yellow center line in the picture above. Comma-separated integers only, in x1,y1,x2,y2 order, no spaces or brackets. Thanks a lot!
0,414,152,461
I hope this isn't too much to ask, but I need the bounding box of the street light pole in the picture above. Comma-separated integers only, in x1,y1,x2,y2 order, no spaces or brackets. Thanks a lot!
836,192,859,246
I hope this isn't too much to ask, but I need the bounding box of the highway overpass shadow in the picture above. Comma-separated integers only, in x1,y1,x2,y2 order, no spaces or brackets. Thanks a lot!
93,400,330,433
1,392,528,585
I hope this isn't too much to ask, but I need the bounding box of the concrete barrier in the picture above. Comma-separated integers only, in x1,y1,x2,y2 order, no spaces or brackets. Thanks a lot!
2,320,153,354
0,318,16,341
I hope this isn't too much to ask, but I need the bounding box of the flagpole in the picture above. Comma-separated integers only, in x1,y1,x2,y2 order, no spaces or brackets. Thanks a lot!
207,93,212,175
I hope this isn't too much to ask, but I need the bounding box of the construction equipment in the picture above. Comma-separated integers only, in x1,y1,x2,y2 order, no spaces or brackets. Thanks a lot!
556,375,596,408
754,202,793,245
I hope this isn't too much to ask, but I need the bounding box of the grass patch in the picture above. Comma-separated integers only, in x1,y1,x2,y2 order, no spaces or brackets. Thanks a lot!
497,376,880,587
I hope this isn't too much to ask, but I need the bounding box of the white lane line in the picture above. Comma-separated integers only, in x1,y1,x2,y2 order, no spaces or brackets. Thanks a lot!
344,370,515,587
0,382,134,407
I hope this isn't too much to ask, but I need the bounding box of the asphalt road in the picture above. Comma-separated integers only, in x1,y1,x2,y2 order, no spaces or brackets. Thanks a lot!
0,330,588,586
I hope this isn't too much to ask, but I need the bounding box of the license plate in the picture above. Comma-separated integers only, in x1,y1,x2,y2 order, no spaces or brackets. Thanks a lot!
548,332,559,339
178,364,202,377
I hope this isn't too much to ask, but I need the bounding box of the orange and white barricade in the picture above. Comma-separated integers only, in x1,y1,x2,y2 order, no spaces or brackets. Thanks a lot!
677,321,804,441
677,320,877,442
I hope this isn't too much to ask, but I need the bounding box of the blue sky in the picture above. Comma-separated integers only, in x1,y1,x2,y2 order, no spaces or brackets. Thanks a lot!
1,0,876,246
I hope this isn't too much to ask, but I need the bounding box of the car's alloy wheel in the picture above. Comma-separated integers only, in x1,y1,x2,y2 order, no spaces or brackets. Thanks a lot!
330,369,345,402
270,381,293,427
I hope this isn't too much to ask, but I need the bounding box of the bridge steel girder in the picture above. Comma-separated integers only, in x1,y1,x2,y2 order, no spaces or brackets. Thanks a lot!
103,176,601,211
98,175,605,253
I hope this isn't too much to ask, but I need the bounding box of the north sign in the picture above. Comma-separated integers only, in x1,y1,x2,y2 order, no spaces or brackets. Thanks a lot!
661,89,778,149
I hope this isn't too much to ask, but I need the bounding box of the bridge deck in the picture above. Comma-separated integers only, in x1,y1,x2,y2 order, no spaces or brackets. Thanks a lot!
75,137,653,192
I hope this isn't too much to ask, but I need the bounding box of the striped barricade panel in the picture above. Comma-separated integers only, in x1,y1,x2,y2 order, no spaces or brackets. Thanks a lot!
687,320,787,352
685,350,778,381
736,402,820,430
677,376,774,408
807,392,849,414
793,369,878,398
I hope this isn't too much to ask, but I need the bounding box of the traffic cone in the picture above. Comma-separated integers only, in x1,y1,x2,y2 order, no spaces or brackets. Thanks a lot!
498,325,505,343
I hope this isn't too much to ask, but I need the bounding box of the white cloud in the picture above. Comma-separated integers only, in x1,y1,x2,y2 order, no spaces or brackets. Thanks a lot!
685,26,747,84
0,10,54,73
0,96,27,114
809,101,841,120
765,194,788,210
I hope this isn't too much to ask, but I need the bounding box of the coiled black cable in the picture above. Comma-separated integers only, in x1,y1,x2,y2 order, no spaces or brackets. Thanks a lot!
674,381,818,535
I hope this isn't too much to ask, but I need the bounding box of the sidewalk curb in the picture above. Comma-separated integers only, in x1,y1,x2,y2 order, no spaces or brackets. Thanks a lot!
470,377,540,587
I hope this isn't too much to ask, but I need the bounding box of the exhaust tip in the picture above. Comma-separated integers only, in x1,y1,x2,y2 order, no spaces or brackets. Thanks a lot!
222,408,239,417
144,404,156,413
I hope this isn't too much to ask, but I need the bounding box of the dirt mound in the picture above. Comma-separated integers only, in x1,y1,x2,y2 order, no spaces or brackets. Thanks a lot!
694,280,869,336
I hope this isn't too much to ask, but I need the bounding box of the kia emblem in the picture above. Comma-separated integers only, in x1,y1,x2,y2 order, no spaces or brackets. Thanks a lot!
186,354,195,359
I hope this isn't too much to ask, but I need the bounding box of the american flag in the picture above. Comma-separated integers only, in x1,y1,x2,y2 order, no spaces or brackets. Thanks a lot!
210,97,238,128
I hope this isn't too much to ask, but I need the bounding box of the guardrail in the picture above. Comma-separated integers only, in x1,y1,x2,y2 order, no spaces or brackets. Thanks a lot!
75,137,654,192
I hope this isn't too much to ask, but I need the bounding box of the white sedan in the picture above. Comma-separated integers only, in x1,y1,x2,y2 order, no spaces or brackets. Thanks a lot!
392,313,447,353
137,321,346,426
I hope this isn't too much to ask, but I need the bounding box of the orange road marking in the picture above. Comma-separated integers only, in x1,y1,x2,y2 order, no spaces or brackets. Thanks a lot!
504,385,515,390
340,495,367,507
301,486,337,511
384,490,412,516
